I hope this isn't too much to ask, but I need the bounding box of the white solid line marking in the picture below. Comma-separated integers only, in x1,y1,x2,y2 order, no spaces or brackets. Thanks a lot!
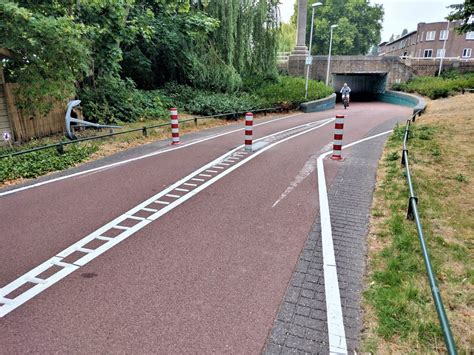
317,129,392,354
183,183,197,187
191,178,205,182
126,216,146,221
0,117,334,318
142,208,158,212
205,170,218,173
51,260,74,268
165,194,181,198
218,162,230,166
113,226,129,230
76,247,94,254
96,236,113,241
154,200,170,205
25,277,47,285
213,166,225,170
175,188,189,192
0,113,305,197
199,174,212,177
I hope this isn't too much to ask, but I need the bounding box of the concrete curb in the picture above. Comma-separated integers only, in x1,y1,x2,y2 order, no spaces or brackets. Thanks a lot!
377,90,427,114
300,93,336,113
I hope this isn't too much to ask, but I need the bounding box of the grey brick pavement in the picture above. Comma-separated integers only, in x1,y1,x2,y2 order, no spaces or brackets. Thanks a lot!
263,121,399,355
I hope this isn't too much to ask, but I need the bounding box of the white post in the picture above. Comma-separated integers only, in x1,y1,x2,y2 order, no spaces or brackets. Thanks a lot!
326,25,337,85
438,21,450,76
304,2,322,100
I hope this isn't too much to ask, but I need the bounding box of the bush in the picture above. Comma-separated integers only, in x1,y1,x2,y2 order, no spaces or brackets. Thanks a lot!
161,76,334,116
393,73,474,99
0,144,98,183
255,76,334,108
79,76,170,124
162,83,263,116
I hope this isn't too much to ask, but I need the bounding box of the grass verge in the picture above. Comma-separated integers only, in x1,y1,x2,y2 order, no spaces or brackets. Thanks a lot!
362,94,473,354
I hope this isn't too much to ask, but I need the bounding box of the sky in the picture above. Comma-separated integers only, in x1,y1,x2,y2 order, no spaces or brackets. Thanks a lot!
278,0,456,42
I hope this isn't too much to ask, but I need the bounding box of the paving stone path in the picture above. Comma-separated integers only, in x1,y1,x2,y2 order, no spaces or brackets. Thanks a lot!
263,122,397,355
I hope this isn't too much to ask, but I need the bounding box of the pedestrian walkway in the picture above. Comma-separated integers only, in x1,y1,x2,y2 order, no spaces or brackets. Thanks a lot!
263,122,397,354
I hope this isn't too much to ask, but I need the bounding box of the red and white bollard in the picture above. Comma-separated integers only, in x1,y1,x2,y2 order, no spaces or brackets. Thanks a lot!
245,112,253,152
331,114,345,160
169,108,180,145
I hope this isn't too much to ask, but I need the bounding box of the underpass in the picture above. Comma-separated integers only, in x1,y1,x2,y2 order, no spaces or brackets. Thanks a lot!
332,72,388,102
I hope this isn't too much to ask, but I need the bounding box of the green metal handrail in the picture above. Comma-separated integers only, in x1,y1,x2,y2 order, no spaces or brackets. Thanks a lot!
401,114,457,354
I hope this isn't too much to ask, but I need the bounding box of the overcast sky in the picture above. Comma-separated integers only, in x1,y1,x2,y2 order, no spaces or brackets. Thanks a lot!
278,0,456,42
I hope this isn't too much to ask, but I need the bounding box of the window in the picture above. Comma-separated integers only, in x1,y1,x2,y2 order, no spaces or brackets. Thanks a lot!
436,49,445,58
423,49,433,58
466,32,474,40
462,48,472,58
426,31,436,41
440,30,448,40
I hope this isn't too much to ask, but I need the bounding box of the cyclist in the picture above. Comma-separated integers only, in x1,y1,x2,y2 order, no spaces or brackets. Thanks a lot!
340,83,351,106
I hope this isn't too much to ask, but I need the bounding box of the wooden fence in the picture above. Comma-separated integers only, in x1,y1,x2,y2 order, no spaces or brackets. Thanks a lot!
4,83,66,142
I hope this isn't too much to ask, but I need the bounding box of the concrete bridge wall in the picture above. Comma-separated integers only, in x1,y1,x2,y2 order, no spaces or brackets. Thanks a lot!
288,55,417,91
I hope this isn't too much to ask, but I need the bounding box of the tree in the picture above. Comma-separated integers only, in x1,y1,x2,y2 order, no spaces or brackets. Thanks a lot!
447,1,474,33
389,34,395,42
401,28,408,36
0,1,90,112
279,22,297,52
0,0,282,121
303,0,384,55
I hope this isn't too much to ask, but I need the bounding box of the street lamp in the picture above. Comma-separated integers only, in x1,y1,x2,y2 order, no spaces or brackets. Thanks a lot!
305,2,323,100
326,24,338,85
438,20,450,77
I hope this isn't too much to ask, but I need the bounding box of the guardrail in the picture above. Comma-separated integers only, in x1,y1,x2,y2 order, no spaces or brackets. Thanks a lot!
0,106,284,160
401,111,457,355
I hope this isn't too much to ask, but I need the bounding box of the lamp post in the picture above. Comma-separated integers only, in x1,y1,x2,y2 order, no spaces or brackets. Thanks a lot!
305,2,322,99
438,20,450,77
326,24,338,85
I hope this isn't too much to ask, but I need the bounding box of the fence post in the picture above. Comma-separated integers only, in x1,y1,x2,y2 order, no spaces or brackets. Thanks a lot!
331,115,345,160
169,108,180,145
142,126,148,137
56,142,64,155
245,112,253,152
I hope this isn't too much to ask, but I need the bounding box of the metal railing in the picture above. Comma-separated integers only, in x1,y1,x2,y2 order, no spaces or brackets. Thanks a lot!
0,106,283,160
401,111,457,355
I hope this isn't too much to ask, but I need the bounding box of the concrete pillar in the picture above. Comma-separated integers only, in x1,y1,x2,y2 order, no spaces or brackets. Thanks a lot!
292,0,308,55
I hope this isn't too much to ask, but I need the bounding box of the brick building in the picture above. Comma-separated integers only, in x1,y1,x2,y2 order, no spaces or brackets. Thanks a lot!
378,21,474,59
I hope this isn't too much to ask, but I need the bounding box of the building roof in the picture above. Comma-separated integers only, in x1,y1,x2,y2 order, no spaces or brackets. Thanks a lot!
385,30,417,46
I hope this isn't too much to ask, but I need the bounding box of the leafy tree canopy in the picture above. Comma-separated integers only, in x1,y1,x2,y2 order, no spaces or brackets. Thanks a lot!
0,0,281,115
292,0,384,55
447,1,474,33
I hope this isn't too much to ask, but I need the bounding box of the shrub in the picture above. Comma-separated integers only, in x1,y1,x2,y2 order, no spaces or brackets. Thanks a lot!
0,144,98,183
395,73,474,99
162,83,263,116
161,76,334,116
79,76,170,124
255,75,334,108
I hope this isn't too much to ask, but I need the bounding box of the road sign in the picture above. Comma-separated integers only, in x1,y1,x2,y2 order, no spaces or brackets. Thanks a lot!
2,131,11,141
305,56,313,65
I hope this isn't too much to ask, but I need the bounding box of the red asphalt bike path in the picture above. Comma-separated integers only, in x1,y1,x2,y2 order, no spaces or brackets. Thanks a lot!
0,102,411,353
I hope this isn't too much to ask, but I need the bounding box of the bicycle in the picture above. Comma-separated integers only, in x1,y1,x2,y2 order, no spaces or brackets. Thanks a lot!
342,95,349,109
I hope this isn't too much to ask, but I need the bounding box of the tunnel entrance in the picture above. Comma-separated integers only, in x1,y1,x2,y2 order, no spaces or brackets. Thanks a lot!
332,72,388,101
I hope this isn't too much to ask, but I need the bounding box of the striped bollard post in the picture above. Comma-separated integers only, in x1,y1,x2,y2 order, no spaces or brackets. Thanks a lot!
245,113,253,152
169,108,180,145
331,114,345,160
